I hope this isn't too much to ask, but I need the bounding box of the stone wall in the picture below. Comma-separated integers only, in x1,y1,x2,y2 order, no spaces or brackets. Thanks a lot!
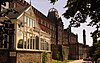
17,51,41,63
16,51,51,63
46,53,52,63
0,50,51,63
62,46,69,60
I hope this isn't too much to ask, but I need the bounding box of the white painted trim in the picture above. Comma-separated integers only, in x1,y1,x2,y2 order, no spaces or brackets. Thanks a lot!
17,13,24,19
25,6,31,12
16,48,51,52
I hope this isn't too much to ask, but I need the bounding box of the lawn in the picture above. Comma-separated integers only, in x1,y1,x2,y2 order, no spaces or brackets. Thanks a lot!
52,59,74,63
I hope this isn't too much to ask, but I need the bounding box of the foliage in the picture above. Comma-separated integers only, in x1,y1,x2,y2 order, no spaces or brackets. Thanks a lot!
49,0,58,5
42,52,47,63
92,40,100,61
90,30,100,61
52,45,60,60
63,0,100,61
63,0,100,28
62,47,65,60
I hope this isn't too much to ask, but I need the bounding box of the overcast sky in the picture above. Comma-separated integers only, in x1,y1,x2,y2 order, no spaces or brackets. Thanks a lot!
25,0,96,46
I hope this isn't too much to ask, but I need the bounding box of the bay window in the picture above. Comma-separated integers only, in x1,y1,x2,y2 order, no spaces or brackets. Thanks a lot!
17,15,50,52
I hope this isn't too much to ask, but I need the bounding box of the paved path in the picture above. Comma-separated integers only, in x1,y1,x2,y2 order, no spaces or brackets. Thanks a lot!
68,59,83,63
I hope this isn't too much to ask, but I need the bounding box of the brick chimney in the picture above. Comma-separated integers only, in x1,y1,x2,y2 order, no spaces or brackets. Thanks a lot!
83,29,86,45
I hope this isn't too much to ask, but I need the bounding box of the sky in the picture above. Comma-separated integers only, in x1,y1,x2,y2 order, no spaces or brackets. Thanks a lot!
25,0,96,46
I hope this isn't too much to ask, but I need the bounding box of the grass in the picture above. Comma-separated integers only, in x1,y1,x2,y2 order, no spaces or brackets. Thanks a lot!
52,59,74,63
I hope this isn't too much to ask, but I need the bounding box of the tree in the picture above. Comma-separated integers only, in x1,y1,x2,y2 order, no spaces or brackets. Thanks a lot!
42,52,47,63
49,0,58,5
50,0,100,61
63,0,100,28
50,0,100,28
63,0,100,61
92,40,100,62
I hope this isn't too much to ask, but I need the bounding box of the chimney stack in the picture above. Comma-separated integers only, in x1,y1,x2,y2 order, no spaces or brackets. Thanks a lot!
83,29,86,45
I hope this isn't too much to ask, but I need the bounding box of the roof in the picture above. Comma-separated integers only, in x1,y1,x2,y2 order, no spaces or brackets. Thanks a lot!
1,6,29,19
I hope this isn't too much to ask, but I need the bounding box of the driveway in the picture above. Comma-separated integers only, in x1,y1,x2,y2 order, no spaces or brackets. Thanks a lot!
68,59,83,63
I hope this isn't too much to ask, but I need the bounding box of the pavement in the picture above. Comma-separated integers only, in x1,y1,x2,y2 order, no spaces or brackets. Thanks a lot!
68,59,83,63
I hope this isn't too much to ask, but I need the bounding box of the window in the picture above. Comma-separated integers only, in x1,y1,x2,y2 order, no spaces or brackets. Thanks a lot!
32,38,35,49
9,35,14,49
45,42,49,50
24,16,27,23
24,16,27,26
29,34,34,49
33,20,35,27
4,34,7,48
0,24,14,49
24,16,33,27
17,30,23,48
29,19,33,27
27,33,30,49
17,15,51,51
0,34,9,49
18,39,23,48
23,34,27,49
17,29,40,50
27,17,30,26
30,36,32,49
41,38,45,50
40,38,50,51
36,36,39,50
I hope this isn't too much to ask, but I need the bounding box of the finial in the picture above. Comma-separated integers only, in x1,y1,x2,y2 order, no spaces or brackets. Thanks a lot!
30,0,31,5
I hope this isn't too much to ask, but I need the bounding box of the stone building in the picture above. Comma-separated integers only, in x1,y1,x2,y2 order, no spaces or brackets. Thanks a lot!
0,0,90,62
63,29,69,60
47,8,64,45
47,8,64,60
0,0,64,62
64,28,89,60
0,3,51,63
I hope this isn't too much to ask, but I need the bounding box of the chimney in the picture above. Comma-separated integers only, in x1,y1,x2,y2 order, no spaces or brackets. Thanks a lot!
83,29,86,45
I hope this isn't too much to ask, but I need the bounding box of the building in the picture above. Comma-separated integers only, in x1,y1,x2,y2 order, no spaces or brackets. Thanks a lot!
0,0,90,62
48,8,64,60
64,28,89,60
0,0,64,62
0,4,51,63
63,29,69,60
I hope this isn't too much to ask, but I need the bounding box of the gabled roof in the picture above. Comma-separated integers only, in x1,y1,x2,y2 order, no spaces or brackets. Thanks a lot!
1,6,29,19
